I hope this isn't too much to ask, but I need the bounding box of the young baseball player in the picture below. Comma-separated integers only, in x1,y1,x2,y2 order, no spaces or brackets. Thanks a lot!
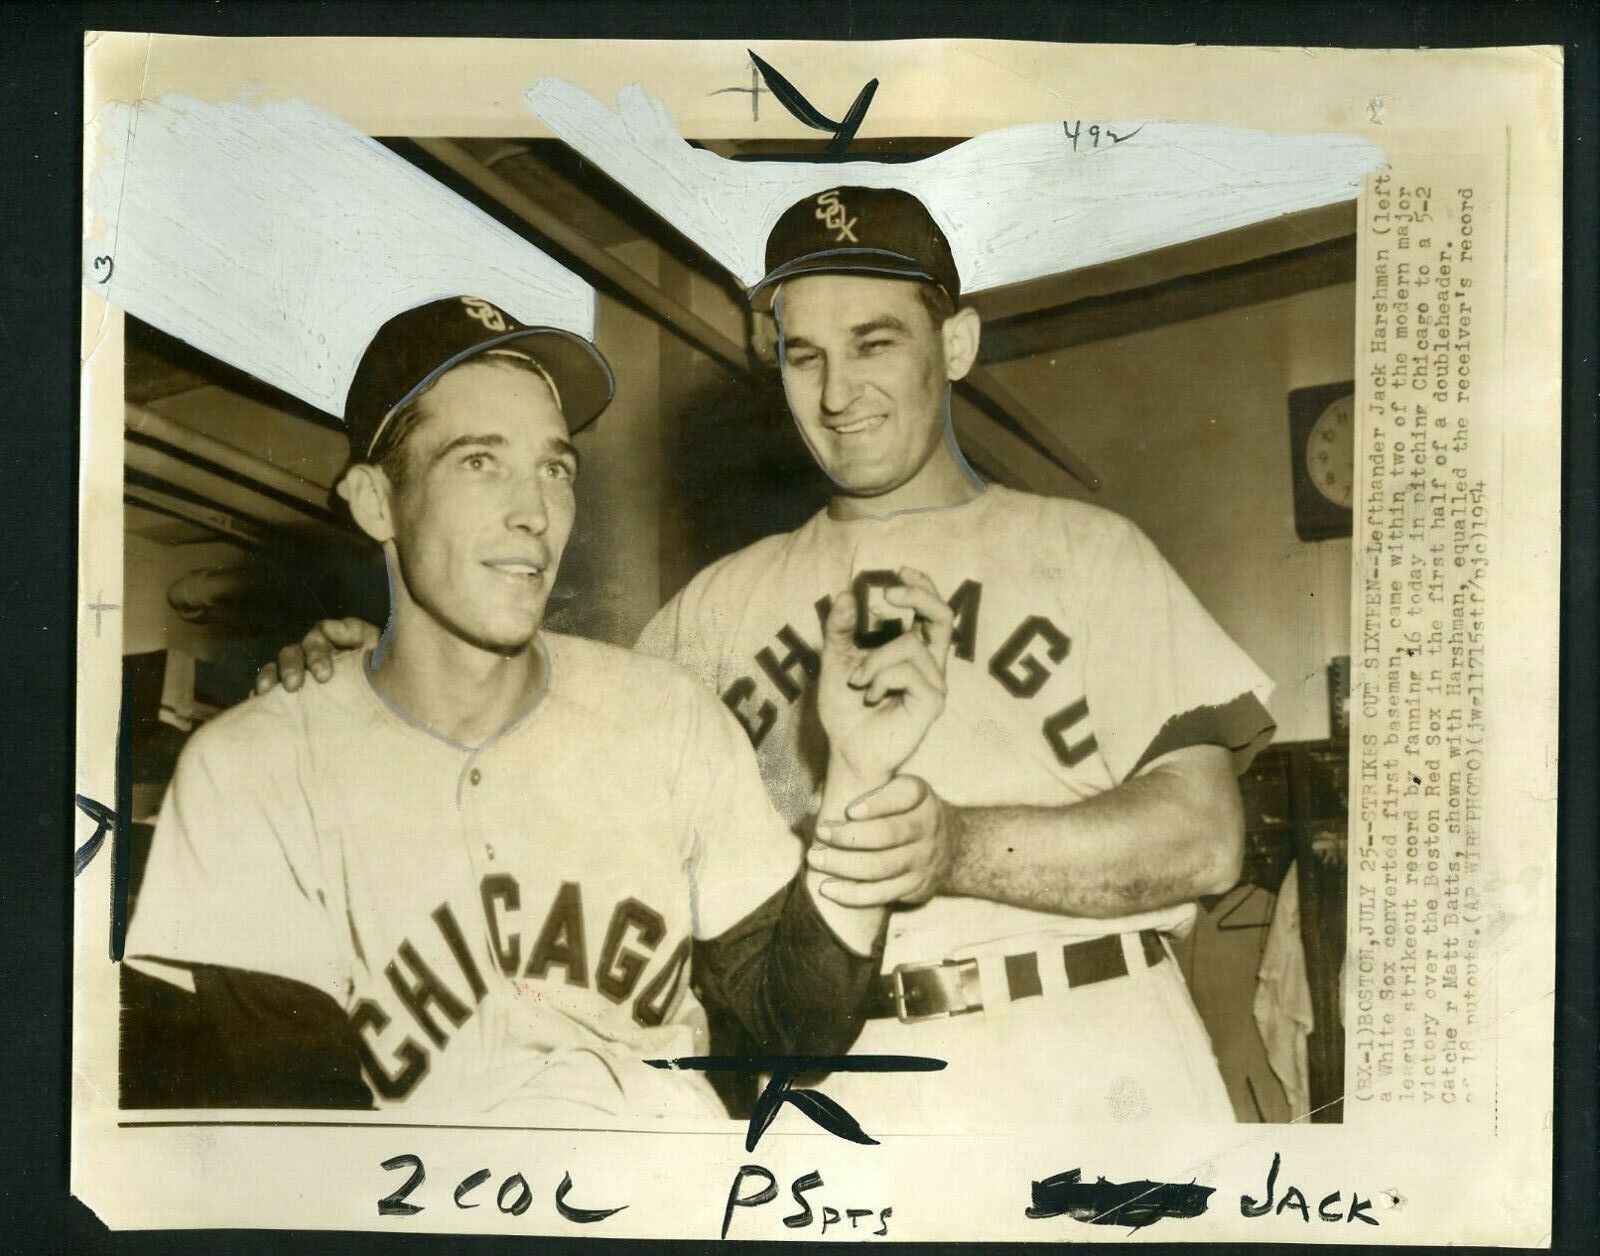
122,295,952,1123
269,189,1278,1132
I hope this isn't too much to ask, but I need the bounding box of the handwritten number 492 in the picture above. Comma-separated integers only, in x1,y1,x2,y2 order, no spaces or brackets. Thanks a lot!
1063,121,1143,151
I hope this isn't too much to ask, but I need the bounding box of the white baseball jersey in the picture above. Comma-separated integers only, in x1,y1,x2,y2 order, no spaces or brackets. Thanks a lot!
126,632,803,1123
637,485,1275,971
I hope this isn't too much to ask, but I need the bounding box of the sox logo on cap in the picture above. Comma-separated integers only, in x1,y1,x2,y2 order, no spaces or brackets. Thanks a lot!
460,296,510,332
814,190,859,243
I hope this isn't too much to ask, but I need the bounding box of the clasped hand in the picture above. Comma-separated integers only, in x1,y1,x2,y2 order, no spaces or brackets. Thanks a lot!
811,568,958,908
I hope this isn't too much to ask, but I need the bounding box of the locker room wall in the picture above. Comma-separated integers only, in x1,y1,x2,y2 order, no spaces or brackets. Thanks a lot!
547,240,668,648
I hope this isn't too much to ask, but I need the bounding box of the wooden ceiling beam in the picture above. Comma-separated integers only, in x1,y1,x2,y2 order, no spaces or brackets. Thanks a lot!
967,200,1358,324
412,138,751,376
977,233,1357,364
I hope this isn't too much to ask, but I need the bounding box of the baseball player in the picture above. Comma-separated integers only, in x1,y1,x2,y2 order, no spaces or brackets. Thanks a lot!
268,189,1277,1132
122,295,952,1123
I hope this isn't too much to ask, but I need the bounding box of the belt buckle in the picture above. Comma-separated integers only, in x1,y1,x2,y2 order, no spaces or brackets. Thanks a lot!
890,957,980,1024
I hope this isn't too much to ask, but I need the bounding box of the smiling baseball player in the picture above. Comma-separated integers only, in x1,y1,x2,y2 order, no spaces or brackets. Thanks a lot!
637,188,1278,1130
266,189,1277,1132
122,295,951,1122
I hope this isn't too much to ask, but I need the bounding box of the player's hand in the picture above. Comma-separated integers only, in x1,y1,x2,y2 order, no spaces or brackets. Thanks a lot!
809,774,957,907
253,616,380,694
818,567,952,790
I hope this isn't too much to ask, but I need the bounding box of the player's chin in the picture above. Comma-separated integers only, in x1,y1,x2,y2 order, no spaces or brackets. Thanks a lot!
463,601,548,655
842,478,906,501
474,624,543,657
822,456,899,496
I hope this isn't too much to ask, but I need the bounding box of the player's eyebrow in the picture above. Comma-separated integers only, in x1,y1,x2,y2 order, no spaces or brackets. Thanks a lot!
544,437,581,471
429,432,509,465
781,317,910,355
428,432,580,472
850,316,912,338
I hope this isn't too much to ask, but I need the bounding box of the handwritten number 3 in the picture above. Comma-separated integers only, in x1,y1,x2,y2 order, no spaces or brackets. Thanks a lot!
93,256,114,282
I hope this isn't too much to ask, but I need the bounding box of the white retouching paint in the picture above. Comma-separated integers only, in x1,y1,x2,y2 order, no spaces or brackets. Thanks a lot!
84,92,596,420
526,78,1387,295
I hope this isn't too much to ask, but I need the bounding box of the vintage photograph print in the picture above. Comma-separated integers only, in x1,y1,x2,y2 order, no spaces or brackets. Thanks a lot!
74,36,1562,1245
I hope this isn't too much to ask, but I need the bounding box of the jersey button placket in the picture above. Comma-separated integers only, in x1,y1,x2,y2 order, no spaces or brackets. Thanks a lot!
461,759,494,862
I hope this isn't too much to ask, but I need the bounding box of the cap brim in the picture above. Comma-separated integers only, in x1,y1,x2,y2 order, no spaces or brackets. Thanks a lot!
748,249,941,311
495,327,616,433
363,325,615,458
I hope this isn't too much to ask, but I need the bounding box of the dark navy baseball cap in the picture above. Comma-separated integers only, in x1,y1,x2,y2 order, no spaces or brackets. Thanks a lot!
343,296,615,459
748,186,960,312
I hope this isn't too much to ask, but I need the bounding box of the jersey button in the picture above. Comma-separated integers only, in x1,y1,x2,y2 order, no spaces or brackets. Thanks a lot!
469,768,482,786
485,844,496,860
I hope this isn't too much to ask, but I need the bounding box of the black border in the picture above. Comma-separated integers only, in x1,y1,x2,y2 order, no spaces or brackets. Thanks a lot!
5,3,1596,1253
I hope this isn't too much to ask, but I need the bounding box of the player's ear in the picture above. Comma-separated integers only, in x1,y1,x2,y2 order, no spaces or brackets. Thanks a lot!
339,463,396,544
941,307,981,382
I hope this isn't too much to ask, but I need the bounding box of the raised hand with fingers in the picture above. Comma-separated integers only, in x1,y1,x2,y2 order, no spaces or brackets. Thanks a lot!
805,567,954,947
253,616,381,695
816,566,953,801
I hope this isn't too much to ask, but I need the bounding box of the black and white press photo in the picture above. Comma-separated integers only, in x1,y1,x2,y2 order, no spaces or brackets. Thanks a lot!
73,34,1562,1244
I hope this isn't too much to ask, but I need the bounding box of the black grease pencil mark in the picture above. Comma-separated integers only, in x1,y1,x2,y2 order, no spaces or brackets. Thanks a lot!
76,674,134,953
554,1171,627,1223
111,672,134,958
747,50,878,156
748,1076,875,1152
643,1053,945,1074
376,1153,426,1216
73,794,116,875
1026,1168,1214,1230
644,1054,944,1151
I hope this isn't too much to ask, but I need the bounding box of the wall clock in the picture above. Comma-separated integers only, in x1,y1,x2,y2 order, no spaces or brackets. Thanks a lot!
1288,381,1356,541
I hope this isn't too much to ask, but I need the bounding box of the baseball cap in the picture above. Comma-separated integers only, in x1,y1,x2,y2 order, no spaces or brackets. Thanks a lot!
343,296,615,459
748,186,961,311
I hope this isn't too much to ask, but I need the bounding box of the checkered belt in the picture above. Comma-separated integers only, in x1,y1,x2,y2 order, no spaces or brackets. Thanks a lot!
864,930,1167,1023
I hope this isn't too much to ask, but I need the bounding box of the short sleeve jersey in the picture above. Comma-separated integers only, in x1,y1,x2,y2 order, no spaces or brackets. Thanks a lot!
126,633,802,1122
636,486,1275,965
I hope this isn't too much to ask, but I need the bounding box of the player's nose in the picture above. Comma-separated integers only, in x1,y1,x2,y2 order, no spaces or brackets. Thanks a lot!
503,476,550,535
819,356,860,416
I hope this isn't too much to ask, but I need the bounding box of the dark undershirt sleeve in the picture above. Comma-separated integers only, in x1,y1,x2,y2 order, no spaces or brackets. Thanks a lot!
1126,691,1278,780
120,964,373,1109
691,873,884,1060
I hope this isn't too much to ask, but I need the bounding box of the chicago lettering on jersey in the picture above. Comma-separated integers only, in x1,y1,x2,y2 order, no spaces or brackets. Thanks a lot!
350,877,690,1100
720,573,1097,768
